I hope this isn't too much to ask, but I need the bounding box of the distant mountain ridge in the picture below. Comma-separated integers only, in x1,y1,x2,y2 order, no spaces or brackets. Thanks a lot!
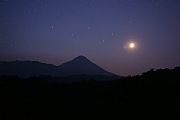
0,56,118,78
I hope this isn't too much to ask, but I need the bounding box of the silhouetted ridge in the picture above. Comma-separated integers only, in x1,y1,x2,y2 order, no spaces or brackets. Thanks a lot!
0,61,56,77
73,56,89,61
0,66,178,119
56,56,115,76
0,56,117,78
66,56,91,65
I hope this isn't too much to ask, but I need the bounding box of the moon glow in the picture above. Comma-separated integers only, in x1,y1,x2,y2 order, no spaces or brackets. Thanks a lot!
129,42,135,49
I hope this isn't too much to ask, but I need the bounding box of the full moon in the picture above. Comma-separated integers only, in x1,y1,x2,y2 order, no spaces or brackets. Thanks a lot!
129,42,135,49
124,40,138,51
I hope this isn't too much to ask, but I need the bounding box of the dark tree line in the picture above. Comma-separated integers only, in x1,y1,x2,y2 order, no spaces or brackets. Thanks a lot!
0,67,179,119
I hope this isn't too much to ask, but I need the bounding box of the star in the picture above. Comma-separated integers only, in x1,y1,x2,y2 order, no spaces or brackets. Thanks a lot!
51,25,54,30
88,26,91,30
50,25,55,31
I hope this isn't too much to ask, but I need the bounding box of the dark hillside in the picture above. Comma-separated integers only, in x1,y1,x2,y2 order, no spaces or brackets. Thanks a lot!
0,67,179,119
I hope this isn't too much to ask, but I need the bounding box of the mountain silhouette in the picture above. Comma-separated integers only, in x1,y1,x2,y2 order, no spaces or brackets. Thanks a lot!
0,61,56,77
55,56,115,76
0,56,117,77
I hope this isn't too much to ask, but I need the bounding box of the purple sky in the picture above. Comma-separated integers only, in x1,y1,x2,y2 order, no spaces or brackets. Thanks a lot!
0,0,180,75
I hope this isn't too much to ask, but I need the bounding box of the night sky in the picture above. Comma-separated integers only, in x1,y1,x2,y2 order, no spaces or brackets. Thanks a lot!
0,0,180,75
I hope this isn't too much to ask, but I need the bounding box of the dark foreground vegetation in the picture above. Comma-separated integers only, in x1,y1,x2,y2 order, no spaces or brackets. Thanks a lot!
0,67,179,120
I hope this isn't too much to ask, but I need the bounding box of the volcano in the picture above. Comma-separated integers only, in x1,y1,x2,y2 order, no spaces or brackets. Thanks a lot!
0,56,117,77
55,56,115,76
